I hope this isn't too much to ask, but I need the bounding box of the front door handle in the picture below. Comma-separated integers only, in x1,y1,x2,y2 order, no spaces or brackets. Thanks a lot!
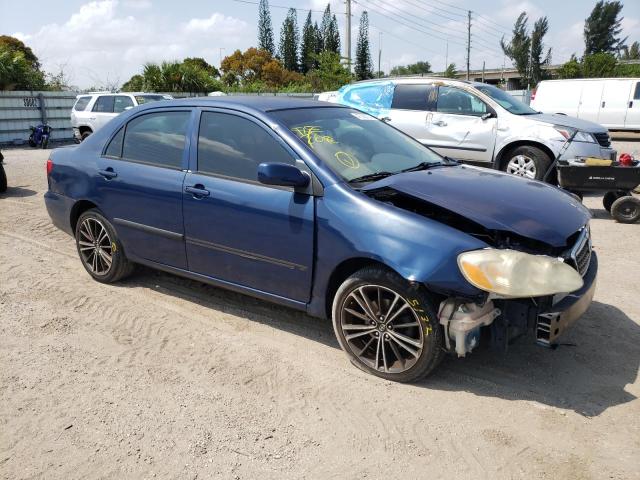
433,120,448,127
601,101,606,108
185,185,210,198
380,116,392,122
630,101,634,108
98,168,117,179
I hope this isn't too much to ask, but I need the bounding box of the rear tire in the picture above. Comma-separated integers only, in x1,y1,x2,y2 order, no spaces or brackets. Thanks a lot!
332,266,445,382
503,145,552,181
611,196,640,224
0,163,6,193
75,209,134,283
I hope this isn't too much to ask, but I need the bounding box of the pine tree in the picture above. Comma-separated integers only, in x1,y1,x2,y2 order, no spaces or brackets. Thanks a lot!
530,17,551,86
320,4,341,54
355,11,373,80
500,12,531,87
584,1,627,55
313,21,323,69
279,8,299,72
300,11,316,74
258,0,275,55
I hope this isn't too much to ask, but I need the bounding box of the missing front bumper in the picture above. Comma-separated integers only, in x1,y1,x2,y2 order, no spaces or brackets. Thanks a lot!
536,252,598,346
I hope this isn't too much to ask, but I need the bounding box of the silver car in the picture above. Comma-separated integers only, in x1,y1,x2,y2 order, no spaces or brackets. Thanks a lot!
327,78,616,180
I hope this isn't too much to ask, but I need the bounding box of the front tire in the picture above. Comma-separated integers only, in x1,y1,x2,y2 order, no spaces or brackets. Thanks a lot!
332,267,444,382
81,130,92,142
75,209,134,283
503,145,552,180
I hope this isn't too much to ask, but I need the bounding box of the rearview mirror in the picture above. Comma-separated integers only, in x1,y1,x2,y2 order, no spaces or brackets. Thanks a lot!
258,162,310,188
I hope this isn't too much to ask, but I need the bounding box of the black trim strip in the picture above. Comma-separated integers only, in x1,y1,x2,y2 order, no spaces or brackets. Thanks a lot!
186,237,307,271
113,218,184,240
424,144,487,152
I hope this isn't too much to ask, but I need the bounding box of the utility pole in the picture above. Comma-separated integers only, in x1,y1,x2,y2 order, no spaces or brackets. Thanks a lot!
482,61,485,83
345,0,351,71
445,39,448,73
527,45,533,91
219,48,226,68
466,10,471,80
378,32,382,78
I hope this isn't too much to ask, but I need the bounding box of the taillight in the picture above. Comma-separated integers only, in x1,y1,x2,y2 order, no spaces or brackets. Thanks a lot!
46,158,53,176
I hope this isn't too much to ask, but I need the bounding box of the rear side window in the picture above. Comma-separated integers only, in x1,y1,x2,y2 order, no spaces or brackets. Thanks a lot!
113,96,134,113
437,86,488,116
92,96,114,113
391,84,436,111
197,111,295,181
73,96,91,111
634,82,640,100
122,111,190,169
105,127,124,157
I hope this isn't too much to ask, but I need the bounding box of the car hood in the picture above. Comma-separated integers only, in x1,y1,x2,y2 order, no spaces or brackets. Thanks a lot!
528,113,607,133
362,166,591,248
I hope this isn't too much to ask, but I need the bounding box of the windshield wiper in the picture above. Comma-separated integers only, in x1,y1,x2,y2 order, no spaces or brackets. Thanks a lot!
399,160,457,172
348,171,395,183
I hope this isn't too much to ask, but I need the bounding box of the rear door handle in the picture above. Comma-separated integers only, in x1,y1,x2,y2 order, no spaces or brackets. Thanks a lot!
630,101,634,108
433,120,447,127
98,168,117,179
185,185,210,198
601,101,606,108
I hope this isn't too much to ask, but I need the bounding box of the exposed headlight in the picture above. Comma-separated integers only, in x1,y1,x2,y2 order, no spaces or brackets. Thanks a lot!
458,249,583,298
554,126,596,143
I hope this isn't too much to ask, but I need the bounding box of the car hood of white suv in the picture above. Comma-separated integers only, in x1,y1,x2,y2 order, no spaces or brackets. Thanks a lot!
528,113,608,134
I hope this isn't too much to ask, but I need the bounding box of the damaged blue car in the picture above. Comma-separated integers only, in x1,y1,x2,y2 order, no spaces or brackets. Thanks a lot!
44,97,596,382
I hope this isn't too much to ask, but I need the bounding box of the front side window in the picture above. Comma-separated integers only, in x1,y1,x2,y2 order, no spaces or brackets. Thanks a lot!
122,111,190,168
74,96,91,111
197,111,295,181
391,84,436,111
92,96,115,113
273,107,443,183
437,86,488,116
113,95,134,113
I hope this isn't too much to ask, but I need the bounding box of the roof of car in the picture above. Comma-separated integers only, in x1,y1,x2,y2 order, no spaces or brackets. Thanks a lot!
149,96,339,112
352,76,473,85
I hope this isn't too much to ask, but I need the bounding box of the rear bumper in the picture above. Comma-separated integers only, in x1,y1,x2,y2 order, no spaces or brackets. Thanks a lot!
536,251,598,346
44,191,74,236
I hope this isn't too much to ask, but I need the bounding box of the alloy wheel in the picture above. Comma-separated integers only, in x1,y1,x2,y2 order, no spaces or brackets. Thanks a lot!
506,154,537,179
340,285,424,374
78,217,113,275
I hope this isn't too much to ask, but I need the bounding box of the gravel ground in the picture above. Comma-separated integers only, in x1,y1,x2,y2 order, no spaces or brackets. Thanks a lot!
1,146,639,480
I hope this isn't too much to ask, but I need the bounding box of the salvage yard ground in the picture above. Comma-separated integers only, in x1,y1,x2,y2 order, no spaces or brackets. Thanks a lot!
1,147,639,479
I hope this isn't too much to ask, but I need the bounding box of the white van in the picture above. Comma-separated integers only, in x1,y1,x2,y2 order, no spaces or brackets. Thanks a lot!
531,78,640,131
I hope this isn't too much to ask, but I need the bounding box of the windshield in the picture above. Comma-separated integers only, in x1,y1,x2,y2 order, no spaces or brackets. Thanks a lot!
474,84,538,115
272,107,444,183
135,95,169,104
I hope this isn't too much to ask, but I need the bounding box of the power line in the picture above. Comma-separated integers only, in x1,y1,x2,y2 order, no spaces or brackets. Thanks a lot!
396,0,466,22
230,0,325,14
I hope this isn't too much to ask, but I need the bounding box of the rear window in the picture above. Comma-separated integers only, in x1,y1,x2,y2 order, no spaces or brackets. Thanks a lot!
391,84,436,111
135,95,169,105
73,96,91,111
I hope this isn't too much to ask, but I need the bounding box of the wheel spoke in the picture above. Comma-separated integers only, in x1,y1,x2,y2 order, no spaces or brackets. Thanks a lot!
388,338,405,368
345,328,377,341
357,287,378,320
79,246,94,252
349,290,376,322
385,303,410,325
388,334,419,358
392,321,420,329
344,307,371,323
97,228,108,245
343,323,376,331
80,227,93,242
375,336,382,371
383,293,400,322
381,337,389,373
98,249,112,267
355,336,376,356
389,330,422,349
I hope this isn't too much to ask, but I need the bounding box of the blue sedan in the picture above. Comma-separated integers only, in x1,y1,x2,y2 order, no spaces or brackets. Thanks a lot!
45,97,597,381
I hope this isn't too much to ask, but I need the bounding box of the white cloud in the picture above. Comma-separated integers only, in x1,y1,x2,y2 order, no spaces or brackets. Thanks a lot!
15,0,249,88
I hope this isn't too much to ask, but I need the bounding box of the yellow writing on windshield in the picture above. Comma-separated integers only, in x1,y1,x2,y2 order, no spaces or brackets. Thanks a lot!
292,126,337,147
335,151,359,168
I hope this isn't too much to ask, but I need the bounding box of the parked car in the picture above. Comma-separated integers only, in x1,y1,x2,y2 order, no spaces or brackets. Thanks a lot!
71,92,173,142
45,97,597,381
325,78,616,180
531,78,640,131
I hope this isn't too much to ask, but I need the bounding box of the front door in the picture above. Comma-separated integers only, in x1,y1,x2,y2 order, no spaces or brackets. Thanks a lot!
426,85,496,163
182,110,314,302
625,81,640,130
95,109,193,269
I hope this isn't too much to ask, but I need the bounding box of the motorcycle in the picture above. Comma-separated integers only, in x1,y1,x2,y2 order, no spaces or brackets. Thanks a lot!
28,124,53,149
0,150,6,193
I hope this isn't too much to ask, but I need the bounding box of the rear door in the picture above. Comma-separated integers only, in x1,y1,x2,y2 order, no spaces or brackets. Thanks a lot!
96,109,193,268
386,84,437,144
182,109,314,302
598,80,632,128
577,81,603,122
624,81,640,130
427,85,496,163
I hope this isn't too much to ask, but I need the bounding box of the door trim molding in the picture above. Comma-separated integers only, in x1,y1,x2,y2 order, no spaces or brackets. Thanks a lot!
423,143,487,152
185,236,308,271
113,218,184,240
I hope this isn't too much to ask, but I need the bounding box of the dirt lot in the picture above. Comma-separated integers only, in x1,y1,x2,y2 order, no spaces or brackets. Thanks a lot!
1,147,639,480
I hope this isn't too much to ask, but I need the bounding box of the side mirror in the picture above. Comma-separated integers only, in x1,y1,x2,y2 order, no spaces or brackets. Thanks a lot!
124,106,133,111
481,111,495,120
258,162,310,188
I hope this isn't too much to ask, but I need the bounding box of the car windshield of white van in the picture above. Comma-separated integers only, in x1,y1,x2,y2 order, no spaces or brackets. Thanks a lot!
476,84,538,115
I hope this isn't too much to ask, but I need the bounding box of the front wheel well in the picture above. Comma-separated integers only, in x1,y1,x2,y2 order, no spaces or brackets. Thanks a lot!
70,200,98,235
495,141,555,171
324,258,404,318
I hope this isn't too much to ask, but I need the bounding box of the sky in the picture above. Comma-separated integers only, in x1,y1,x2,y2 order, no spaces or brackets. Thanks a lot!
1,0,639,88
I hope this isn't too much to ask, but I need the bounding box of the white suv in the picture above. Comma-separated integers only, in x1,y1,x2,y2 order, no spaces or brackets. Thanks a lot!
71,92,172,142
326,78,616,180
